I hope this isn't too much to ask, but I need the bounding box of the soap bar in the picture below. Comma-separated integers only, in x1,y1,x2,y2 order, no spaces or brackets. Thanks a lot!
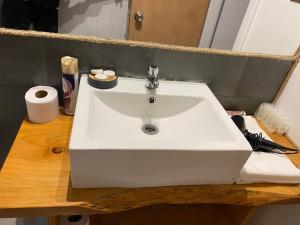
104,70,116,80
95,74,108,81
91,69,104,75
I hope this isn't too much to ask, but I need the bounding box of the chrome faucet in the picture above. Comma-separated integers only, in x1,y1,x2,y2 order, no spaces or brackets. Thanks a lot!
145,65,159,89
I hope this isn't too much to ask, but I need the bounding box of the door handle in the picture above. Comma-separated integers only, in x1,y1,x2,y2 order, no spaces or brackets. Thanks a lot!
134,11,143,22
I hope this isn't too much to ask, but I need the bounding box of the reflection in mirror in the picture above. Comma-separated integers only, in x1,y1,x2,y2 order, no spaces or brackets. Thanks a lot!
1,0,299,55
1,0,59,32
0,0,252,50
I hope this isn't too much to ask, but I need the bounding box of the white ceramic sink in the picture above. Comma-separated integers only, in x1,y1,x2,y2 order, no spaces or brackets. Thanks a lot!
70,75,252,188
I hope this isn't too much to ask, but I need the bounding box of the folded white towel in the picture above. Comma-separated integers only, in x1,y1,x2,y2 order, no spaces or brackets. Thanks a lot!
236,116,300,184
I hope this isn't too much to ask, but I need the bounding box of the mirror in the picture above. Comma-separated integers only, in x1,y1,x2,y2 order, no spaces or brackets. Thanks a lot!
0,0,250,49
0,0,299,55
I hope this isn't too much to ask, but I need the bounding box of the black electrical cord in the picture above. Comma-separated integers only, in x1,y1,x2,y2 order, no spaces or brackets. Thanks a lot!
242,130,263,150
231,115,299,154
243,130,298,154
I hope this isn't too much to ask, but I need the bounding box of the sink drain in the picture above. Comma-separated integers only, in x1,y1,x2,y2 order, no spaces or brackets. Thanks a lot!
142,124,159,135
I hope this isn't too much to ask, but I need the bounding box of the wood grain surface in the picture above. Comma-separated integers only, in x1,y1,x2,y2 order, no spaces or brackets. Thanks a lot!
90,204,234,225
0,113,300,217
90,204,256,225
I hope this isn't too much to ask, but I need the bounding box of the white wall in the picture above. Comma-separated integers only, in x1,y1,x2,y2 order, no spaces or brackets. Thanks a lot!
248,204,300,225
0,219,17,225
276,64,300,148
210,0,250,49
58,0,129,39
234,1,300,224
234,0,300,55
199,0,250,49
234,0,300,147
0,217,46,225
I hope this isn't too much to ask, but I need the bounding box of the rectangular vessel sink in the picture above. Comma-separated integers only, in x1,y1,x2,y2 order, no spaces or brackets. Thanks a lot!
70,75,252,188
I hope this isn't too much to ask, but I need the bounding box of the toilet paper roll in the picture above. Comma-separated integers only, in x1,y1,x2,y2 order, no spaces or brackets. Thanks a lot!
25,86,59,123
60,215,89,225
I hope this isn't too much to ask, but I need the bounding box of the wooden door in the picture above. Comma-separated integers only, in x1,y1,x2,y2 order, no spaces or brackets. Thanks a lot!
128,0,210,47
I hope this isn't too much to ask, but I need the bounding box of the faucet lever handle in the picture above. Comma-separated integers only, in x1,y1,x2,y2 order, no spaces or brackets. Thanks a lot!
148,65,159,77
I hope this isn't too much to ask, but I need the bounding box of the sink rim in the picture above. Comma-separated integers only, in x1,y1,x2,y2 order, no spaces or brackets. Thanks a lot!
70,75,252,152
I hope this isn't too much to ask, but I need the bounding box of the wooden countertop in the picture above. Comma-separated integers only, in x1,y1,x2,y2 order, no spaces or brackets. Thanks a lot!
0,112,300,217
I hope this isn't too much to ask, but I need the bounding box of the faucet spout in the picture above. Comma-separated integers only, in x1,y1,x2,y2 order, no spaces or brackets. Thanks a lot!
145,65,159,89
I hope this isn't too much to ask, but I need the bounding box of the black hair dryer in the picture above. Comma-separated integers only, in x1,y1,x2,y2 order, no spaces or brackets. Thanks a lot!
231,115,298,154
